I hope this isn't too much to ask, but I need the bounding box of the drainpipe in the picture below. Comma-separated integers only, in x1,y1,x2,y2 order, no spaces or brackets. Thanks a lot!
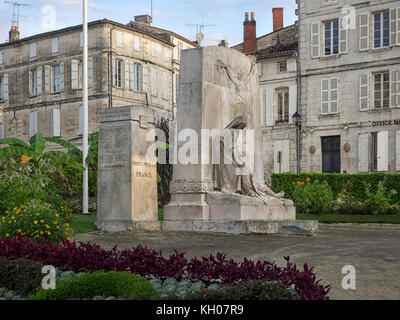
171,35,175,121
108,26,115,108
295,50,302,174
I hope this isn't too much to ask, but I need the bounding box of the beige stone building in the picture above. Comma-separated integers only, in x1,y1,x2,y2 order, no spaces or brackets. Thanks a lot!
298,0,400,173
0,15,197,146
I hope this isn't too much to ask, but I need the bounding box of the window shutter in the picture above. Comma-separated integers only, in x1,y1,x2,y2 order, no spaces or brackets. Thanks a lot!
142,65,148,92
151,67,157,96
321,79,329,114
29,111,38,138
259,88,264,126
134,36,141,51
359,14,369,51
0,51,3,65
396,131,400,171
51,108,61,137
390,69,399,107
358,133,370,172
3,74,8,100
397,8,400,45
390,9,397,46
52,38,59,53
359,73,369,111
339,18,348,54
311,22,320,58
116,31,123,47
330,78,338,113
397,69,400,105
112,57,116,87
45,65,50,93
79,105,84,135
30,43,36,58
125,61,130,90
163,47,168,61
164,72,169,99
377,131,389,172
266,88,274,126
88,57,93,88
71,60,79,89
37,67,42,95
59,62,64,92
29,70,32,96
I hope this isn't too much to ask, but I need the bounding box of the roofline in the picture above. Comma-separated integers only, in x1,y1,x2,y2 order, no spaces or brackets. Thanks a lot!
231,24,297,49
0,19,176,49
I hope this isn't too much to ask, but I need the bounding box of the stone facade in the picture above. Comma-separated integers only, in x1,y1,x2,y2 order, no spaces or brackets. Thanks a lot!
298,0,400,173
0,17,197,147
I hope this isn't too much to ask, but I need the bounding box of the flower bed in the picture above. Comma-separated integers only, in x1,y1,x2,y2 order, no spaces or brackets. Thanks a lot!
0,237,330,300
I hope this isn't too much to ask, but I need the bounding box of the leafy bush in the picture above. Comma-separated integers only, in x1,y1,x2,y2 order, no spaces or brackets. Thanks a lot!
0,287,24,300
150,278,218,300
0,238,330,300
0,202,72,243
0,257,43,297
333,188,365,215
292,180,334,214
188,280,300,300
271,172,400,205
364,181,400,215
30,271,159,300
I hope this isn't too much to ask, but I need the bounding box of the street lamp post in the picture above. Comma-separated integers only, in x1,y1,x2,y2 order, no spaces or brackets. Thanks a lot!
292,112,301,174
82,0,89,215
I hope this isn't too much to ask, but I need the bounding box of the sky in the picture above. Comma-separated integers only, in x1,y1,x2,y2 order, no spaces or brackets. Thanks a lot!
0,0,298,47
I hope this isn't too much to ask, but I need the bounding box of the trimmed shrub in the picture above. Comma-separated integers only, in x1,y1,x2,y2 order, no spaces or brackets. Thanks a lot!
150,278,218,300
0,287,24,300
30,271,159,300
0,257,43,297
187,280,300,300
271,172,400,204
292,180,334,214
0,202,72,243
0,238,331,300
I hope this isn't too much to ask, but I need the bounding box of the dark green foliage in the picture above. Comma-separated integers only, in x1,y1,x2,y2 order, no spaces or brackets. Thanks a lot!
0,287,24,300
29,271,160,300
271,173,400,204
0,257,44,297
187,280,300,300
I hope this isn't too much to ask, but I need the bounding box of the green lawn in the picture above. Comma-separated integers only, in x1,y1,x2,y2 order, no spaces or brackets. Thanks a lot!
297,213,400,224
70,213,98,235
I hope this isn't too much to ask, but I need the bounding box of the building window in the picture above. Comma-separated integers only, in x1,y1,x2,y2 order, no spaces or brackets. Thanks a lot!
276,88,289,123
31,69,38,96
162,71,168,99
322,136,341,173
321,78,338,114
324,20,339,56
374,72,390,109
114,59,122,88
151,67,157,96
53,65,61,93
152,43,158,57
52,38,59,54
371,132,378,171
278,60,287,73
370,131,389,172
374,11,390,49
29,43,37,58
129,63,140,92
0,75,4,100
29,111,38,138
50,108,61,137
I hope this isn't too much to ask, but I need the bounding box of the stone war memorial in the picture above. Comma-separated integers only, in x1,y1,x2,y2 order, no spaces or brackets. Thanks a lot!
97,46,318,234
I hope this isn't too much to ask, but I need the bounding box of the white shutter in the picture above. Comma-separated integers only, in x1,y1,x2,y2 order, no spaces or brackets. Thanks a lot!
266,88,274,126
51,108,61,137
359,73,369,111
358,133,370,172
163,72,169,99
125,61,130,90
30,43,37,58
359,14,369,51
79,62,83,89
142,65,148,92
116,31,123,47
29,111,38,137
37,67,42,95
377,131,389,172
59,62,64,92
311,22,320,58
151,67,157,96
390,9,397,46
112,57,116,87
88,57,93,88
52,38,59,53
289,85,297,124
397,8,400,45
396,131,400,171
321,79,329,114
134,36,141,51
163,47,168,61
45,65,50,93
29,70,32,96
0,51,3,65
3,74,8,100
339,17,348,54
390,69,399,107
330,78,338,113
79,105,84,135
129,63,134,91
71,60,79,89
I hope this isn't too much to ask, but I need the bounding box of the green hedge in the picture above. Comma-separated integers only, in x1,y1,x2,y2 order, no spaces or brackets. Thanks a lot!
271,173,400,204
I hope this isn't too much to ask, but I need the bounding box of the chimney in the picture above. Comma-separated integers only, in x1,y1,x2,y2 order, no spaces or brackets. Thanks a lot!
243,12,257,54
9,26,20,42
272,8,284,32
134,15,152,25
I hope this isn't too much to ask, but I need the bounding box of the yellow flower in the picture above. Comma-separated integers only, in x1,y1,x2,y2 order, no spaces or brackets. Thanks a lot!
20,155,32,164
17,229,22,233
5,233,9,237
45,225,50,229
306,177,311,182
34,220,38,225
11,216,15,220
40,220,44,223
40,231,44,235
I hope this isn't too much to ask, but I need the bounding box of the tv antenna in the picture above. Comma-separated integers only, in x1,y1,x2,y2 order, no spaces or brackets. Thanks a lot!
4,1,31,28
187,23,217,44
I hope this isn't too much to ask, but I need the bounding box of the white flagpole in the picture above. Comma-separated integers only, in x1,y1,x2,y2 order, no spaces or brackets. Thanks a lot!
82,0,89,215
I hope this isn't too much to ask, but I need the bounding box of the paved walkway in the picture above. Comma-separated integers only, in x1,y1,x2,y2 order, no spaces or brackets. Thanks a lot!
74,224,400,300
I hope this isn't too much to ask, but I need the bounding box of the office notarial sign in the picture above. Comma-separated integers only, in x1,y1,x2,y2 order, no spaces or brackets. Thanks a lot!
371,120,400,127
